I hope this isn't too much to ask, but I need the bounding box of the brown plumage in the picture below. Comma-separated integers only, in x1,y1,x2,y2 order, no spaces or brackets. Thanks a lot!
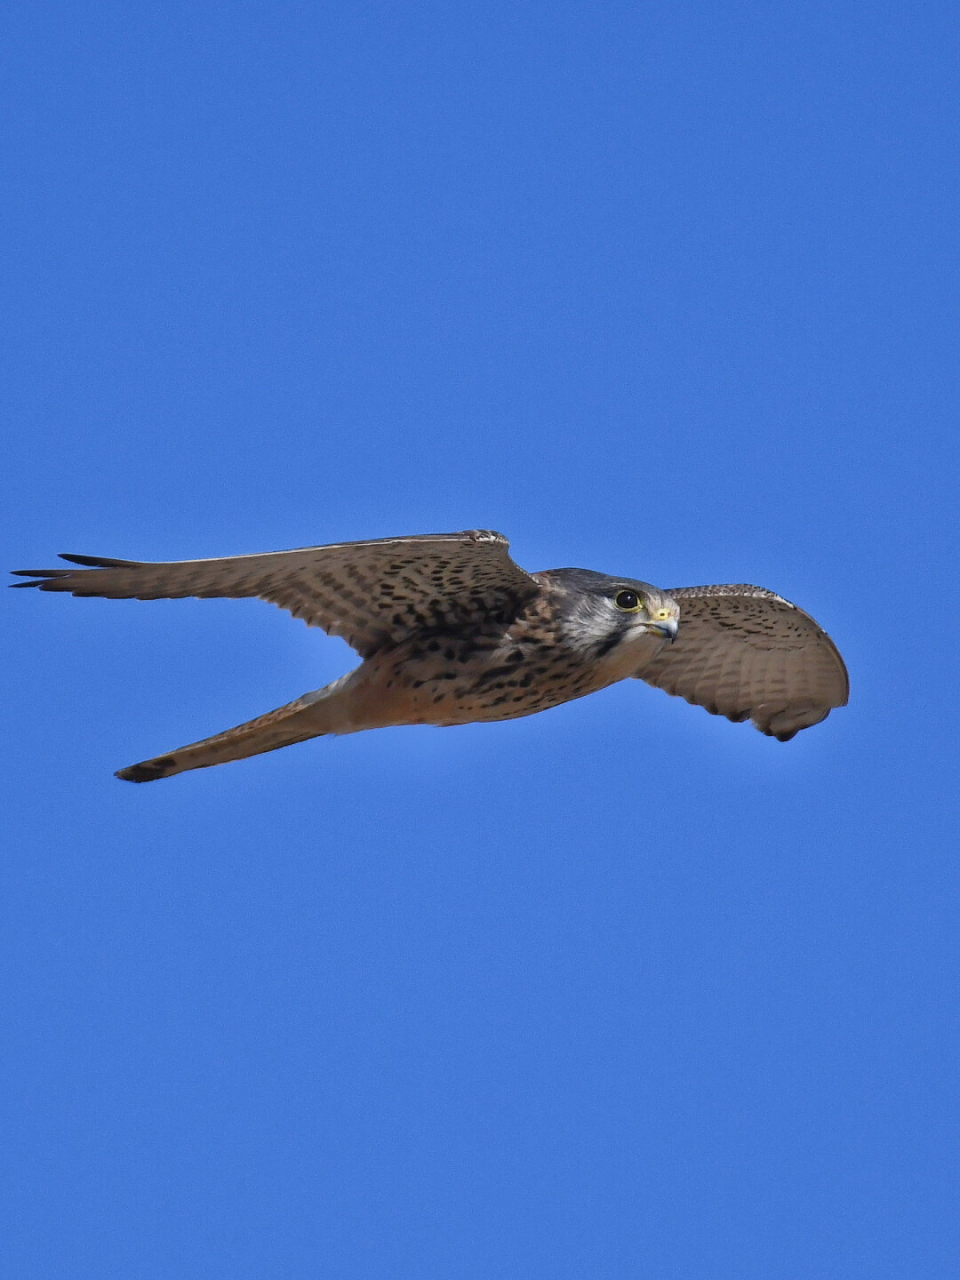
11,529,848,781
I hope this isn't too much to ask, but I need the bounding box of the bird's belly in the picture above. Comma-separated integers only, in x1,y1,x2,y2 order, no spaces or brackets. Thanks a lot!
353,638,627,729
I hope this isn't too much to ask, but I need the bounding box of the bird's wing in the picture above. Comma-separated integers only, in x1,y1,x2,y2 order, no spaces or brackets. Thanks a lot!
11,530,539,658
635,585,849,740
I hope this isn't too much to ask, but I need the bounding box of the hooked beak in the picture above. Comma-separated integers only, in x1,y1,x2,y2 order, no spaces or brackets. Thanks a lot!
649,618,679,642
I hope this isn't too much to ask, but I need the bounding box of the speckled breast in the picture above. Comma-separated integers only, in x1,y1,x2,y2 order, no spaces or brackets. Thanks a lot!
364,606,619,727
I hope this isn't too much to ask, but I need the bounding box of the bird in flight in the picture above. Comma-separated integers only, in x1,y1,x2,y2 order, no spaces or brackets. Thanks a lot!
12,530,848,782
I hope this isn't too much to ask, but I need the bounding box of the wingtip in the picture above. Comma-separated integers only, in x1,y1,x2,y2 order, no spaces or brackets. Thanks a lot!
10,568,72,585
59,553,136,567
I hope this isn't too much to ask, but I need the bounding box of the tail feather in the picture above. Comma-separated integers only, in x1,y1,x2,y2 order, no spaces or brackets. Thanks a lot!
117,676,355,782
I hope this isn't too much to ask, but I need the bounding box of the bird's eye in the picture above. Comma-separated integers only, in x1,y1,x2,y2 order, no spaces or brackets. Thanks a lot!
614,590,641,611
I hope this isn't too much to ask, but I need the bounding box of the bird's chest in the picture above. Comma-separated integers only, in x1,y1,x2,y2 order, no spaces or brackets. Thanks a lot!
370,616,623,726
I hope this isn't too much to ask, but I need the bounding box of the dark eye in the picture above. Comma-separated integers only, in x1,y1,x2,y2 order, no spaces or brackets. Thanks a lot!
614,590,641,611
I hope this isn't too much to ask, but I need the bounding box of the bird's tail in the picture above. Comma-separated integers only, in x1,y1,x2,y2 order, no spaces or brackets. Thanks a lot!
116,675,356,782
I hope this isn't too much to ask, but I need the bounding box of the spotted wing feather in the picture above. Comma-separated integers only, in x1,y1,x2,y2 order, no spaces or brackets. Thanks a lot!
10,530,538,658
636,585,849,740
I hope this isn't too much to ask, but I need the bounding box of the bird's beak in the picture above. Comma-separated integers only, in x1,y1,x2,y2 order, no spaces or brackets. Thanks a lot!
650,618,679,642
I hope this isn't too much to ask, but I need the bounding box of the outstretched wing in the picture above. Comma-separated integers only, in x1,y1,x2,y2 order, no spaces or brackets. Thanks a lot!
11,530,539,658
636,585,849,741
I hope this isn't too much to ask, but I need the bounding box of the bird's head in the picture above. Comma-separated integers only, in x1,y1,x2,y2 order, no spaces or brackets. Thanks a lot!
543,569,680,656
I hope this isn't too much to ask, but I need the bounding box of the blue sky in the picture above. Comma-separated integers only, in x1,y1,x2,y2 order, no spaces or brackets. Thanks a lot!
3,3,958,1277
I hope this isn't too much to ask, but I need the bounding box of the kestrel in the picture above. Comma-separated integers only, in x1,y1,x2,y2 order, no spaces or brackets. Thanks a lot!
12,529,848,782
